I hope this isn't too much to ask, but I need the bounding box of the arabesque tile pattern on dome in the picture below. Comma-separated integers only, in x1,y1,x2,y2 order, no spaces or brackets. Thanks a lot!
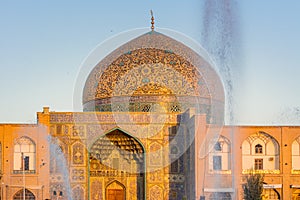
84,48,209,101
83,31,224,104
83,31,224,121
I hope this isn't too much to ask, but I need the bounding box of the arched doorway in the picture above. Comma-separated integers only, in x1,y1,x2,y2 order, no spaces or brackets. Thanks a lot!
13,189,35,200
89,128,145,200
106,181,125,200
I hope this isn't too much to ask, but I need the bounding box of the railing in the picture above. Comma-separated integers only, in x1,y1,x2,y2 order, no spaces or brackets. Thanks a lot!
13,170,36,174
208,169,232,174
291,169,300,174
89,170,139,177
242,169,280,174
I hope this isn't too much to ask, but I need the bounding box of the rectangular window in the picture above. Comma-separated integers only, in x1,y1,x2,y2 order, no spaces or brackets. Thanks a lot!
254,158,263,170
213,156,222,170
24,156,29,170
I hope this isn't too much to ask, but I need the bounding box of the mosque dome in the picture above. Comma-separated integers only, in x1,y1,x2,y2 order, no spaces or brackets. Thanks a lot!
82,30,224,123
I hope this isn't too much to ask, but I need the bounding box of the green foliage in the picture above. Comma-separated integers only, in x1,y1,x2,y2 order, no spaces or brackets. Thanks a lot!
242,171,264,200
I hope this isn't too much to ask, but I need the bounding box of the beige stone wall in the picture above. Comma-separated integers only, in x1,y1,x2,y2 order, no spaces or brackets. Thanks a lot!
194,123,300,200
0,123,50,199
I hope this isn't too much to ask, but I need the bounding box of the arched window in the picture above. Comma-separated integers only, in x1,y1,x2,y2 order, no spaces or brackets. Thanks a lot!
14,137,36,173
209,136,231,172
242,132,279,173
255,144,263,154
214,142,222,151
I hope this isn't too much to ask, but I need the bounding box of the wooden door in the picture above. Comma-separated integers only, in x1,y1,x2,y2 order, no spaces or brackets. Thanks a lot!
107,189,124,200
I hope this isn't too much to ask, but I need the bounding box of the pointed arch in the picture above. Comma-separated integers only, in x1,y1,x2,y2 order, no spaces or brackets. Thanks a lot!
88,126,146,152
13,136,36,173
105,180,126,200
13,189,35,200
106,180,126,190
209,135,231,172
14,136,36,147
89,128,145,166
242,132,280,172
212,135,231,153
88,127,145,200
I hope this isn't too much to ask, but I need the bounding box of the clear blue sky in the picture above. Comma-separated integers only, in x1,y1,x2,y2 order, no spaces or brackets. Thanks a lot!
0,1,299,125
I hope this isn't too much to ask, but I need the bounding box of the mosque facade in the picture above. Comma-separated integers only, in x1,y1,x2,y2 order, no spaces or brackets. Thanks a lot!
1,22,300,200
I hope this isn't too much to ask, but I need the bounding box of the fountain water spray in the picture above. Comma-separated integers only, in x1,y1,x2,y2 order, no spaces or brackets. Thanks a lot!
48,136,72,200
201,0,240,199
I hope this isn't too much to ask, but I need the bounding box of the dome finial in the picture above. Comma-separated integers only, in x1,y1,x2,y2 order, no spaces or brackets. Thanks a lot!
150,10,155,31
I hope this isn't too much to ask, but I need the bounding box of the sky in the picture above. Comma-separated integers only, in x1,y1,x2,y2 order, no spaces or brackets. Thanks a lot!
0,1,299,125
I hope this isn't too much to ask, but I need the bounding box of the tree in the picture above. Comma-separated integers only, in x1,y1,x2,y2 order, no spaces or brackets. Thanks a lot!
242,171,264,200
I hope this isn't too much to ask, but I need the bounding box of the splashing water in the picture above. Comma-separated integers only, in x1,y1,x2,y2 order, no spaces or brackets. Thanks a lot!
201,0,240,199
48,136,72,200
202,0,240,125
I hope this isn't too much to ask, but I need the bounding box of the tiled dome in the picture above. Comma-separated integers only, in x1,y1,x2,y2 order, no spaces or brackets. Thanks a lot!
83,31,224,122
